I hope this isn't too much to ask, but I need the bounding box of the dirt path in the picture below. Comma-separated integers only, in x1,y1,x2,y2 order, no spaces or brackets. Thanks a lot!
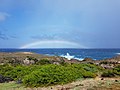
71,78,120,90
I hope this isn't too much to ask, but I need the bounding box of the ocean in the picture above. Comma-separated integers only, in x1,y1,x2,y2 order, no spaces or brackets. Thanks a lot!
0,48,120,60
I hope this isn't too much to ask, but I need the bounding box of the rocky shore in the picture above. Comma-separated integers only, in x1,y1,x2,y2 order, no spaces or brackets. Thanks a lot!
0,52,80,65
0,52,120,68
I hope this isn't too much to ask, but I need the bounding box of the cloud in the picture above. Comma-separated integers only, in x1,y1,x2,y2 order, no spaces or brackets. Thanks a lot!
0,12,10,22
0,28,17,40
0,31,8,40
0,33,17,40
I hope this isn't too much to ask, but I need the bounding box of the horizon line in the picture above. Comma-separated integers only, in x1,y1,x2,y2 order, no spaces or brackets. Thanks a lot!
0,48,120,49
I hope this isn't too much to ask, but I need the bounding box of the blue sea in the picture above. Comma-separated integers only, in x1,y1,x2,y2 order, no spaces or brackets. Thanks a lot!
0,48,120,60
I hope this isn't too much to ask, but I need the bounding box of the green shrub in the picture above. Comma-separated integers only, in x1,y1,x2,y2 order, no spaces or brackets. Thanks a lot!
100,61,108,64
23,64,99,87
36,59,51,65
0,64,14,75
0,65,39,80
101,65,120,77
71,64,102,73
114,65,120,72
23,65,82,87
82,71,96,78
101,70,115,77
113,65,120,76
0,63,101,87
4,66,29,80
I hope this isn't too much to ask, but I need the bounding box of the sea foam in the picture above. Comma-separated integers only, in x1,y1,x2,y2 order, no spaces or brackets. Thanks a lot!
61,53,74,60
116,53,120,55
61,53,84,61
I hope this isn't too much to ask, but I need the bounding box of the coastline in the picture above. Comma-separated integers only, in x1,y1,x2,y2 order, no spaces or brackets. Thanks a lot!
0,52,120,90
0,48,119,60
0,51,120,68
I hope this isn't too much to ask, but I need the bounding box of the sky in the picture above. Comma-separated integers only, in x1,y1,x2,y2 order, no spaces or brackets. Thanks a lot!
0,0,120,48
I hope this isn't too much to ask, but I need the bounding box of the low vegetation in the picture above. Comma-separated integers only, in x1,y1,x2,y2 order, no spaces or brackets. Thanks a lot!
0,62,102,87
36,59,52,65
101,65,120,77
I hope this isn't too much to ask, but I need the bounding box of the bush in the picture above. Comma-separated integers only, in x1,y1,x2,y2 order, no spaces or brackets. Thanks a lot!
0,63,101,87
101,65,120,77
23,65,83,87
0,64,14,76
114,65,120,72
23,64,100,87
101,70,115,77
4,66,30,80
82,71,96,78
113,65,120,75
36,59,51,65
0,65,39,80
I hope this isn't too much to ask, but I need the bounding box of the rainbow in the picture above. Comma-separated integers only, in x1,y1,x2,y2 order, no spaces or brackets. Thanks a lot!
20,40,86,48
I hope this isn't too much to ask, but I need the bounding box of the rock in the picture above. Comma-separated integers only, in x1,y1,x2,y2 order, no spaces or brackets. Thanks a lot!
16,78,22,84
23,58,31,65
115,80,118,82
23,58,35,65
53,62,60,65
4,77,13,82
83,58,93,61
0,75,5,83
101,78,104,80
70,59,80,63
61,87,67,90
76,84,84,87
0,75,13,83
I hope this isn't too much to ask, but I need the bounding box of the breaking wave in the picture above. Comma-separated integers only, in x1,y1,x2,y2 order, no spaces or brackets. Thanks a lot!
116,53,120,55
61,53,84,61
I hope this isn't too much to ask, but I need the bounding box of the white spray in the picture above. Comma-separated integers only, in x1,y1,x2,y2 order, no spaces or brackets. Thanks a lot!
62,53,74,60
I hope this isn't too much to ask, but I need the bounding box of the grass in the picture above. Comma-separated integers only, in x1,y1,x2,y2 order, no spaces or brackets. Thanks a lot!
0,82,25,90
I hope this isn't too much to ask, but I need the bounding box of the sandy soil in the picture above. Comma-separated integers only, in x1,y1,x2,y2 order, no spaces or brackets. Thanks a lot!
18,52,34,54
